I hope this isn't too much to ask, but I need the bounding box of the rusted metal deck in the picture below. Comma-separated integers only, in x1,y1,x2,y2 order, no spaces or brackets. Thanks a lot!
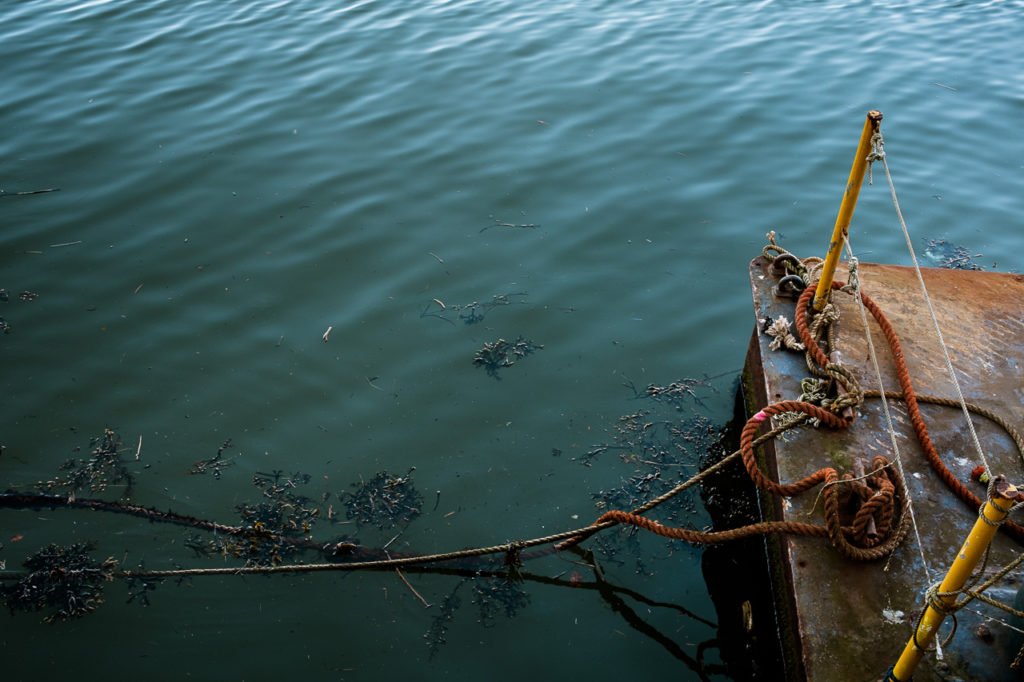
744,256,1024,681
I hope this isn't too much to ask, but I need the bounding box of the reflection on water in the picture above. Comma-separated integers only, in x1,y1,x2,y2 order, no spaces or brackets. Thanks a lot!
3,386,731,677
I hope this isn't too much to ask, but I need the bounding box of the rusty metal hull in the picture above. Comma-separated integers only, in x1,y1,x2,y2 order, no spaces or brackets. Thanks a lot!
744,256,1024,681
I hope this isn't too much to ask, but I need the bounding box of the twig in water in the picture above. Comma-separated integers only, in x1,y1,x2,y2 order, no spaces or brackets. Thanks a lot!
135,436,142,461
395,567,431,608
322,326,333,342
480,220,539,233
0,188,60,198
49,241,82,248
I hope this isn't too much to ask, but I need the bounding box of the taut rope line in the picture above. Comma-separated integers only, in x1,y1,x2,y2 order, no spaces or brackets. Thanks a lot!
872,133,991,477
845,238,935,586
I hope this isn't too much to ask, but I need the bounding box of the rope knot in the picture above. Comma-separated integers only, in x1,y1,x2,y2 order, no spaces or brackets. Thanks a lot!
820,456,909,560
504,541,525,581
840,257,860,294
866,131,885,184
765,315,806,351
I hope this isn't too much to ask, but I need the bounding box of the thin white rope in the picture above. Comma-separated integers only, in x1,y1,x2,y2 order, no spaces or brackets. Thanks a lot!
843,239,934,592
874,137,991,476
839,238,942,655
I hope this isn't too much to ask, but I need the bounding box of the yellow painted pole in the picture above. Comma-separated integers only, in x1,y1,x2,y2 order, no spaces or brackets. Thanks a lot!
811,110,884,311
887,476,1023,681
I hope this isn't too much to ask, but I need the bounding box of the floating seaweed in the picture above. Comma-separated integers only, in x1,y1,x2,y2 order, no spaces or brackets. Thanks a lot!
0,288,8,334
421,292,527,325
227,470,321,566
624,376,716,411
35,428,132,497
923,238,983,271
343,468,423,530
1,543,116,622
1,421,719,674
0,288,39,333
472,336,543,379
577,381,727,569
480,218,538,233
188,438,235,478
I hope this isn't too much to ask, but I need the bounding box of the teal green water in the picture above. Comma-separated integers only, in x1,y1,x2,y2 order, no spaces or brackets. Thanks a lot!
2,1,1023,679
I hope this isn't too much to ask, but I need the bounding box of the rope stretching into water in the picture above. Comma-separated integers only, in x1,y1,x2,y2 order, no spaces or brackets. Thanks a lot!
5,266,1024,577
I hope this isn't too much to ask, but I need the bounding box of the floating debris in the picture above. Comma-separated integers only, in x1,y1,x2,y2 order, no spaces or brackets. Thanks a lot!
0,187,60,198
35,428,132,496
579,382,726,570
633,377,716,411
227,470,321,566
472,336,543,379
343,468,423,530
480,219,539,233
188,438,235,479
421,292,527,325
923,238,983,270
1,543,116,622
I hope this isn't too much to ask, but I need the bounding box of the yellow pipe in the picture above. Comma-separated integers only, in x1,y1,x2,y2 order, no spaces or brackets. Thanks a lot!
811,110,884,312
888,477,1022,681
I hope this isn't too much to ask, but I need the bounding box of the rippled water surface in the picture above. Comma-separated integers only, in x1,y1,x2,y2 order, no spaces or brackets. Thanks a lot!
2,1,1023,679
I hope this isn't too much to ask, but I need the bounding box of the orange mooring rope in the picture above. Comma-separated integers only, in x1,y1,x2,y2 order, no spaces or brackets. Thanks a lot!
568,276,1024,560
797,281,1024,544
573,388,908,560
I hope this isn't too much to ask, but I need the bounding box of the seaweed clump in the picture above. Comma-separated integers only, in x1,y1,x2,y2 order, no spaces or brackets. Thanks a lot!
0,287,8,334
578,378,725,571
2,543,117,622
472,336,543,379
421,292,527,325
35,428,132,496
923,238,983,270
226,470,322,566
343,468,423,530
188,438,235,478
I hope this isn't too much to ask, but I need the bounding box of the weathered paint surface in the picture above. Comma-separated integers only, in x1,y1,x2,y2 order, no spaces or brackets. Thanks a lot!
746,256,1024,682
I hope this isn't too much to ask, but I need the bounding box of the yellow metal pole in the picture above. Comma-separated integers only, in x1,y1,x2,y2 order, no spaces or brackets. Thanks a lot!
811,110,884,311
888,477,1023,681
